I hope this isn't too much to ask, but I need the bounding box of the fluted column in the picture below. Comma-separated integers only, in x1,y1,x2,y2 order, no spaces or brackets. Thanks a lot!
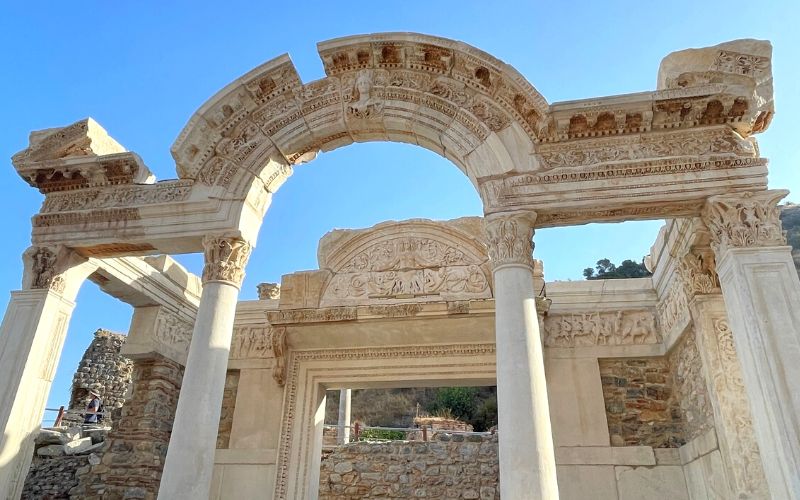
158,236,251,500
337,389,352,445
702,189,800,499
0,247,89,500
485,212,558,499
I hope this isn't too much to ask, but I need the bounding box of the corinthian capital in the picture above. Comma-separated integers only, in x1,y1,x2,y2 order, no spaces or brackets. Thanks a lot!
701,189,788,256
484,211,536,270
201,236,252,286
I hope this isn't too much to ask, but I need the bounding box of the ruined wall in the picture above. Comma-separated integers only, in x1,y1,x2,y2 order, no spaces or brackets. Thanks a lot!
22,456,90,499
319,434,499,499
71,355,183,500
216,370,240,449
68,329,133,417
599,330,714,448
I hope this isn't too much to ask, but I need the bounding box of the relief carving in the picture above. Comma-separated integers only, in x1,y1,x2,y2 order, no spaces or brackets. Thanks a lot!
484,212,536,269
153,310,193,354
657,279,689,336
257,282,281,300
271,326,288,386
347,70,384,120
677,248,719,297
702,189,787,255
28,246,66,293
41,182,192,212
544,310,660,347
230,326,271,359
201,236,252,286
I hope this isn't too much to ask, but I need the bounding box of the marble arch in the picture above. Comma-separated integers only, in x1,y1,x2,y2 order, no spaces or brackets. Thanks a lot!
4,33,800,500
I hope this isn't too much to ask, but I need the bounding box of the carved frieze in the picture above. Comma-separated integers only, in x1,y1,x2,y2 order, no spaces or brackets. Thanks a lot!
702,189,787,255
346,70,384,120
484,212,536,269
230,326,271,359
201,236,252,286
153,309,193,354
657,279,689,337
267,307,358,325
543,309,660,347
322,236,489,302
41,181,192,212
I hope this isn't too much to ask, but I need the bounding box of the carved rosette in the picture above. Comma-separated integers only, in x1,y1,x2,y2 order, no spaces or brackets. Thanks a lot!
28,246,66,293
702,190,788,256
484,212,536,270
677,247,719,298
201,236,252,286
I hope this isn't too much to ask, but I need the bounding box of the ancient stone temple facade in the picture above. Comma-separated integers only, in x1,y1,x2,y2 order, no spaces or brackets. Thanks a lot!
2,33,799,499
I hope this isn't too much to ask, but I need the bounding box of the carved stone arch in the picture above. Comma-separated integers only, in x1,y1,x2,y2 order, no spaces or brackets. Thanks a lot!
171,33,550,212
315,217,493,306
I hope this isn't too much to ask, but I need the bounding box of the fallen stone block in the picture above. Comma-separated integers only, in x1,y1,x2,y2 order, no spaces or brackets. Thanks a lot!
64,437,93,455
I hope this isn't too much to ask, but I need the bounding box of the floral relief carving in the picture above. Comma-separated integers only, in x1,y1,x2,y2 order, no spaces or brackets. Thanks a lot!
41,182,192,212
544,310,660,347
201,236,252,286
702,189,787,255
677,248,719,297
707,317,769,497
484,213,535,269
271,326,288,386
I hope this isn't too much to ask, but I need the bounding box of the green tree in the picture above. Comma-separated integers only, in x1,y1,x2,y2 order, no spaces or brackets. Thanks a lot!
584,258,651,280
427,387,478,421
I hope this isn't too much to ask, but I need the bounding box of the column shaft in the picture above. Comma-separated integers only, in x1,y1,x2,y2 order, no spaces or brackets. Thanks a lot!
486,213,558,499
337,389,351,445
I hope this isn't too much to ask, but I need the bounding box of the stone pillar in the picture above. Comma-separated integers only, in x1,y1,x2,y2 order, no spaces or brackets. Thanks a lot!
676,244,768,498
158,236,251,500
337,389,352,445
484,212,558,499
0,246,89,500
702,190,800,498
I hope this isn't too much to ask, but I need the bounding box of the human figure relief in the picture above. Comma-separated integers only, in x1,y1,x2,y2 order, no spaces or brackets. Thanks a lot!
348,70,383,119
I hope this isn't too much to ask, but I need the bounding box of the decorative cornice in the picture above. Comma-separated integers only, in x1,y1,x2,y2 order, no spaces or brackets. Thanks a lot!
702,189,788,255
201,236,252,286
484,212,536,270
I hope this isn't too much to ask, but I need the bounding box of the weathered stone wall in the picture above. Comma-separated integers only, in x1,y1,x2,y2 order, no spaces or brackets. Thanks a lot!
600,358,684,448
318,434,498,499
71,355,183,500
22,456,90,499
600,330,714,448
68,329,133,420
668,330,713,442
216,370,240,449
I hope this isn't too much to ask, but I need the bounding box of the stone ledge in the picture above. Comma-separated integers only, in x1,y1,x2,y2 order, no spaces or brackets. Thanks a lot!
214,448,278,465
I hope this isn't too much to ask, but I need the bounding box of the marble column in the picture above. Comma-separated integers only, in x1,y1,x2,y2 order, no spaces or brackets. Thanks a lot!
158,236,251,500
676,243,768,498
337,389,352,445
0,247,87,500
702,189,800,499
485,212,558,499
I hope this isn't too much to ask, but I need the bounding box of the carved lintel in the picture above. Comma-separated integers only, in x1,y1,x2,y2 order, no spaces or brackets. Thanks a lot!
201,236,252,286
271,326,288,386
677,247,719,298
484,212,536,270
25,246,67,293
702,189,788,256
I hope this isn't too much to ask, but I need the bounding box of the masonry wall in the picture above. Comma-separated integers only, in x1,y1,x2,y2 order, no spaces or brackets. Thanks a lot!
319,434,499,499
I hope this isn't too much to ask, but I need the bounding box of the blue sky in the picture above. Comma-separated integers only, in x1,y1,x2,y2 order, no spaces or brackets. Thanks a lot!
0,1,797,418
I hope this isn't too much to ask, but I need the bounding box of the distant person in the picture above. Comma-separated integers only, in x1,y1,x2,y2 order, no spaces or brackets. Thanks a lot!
83,391,102,424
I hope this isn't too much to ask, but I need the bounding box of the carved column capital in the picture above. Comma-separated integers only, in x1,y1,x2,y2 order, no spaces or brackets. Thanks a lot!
701,189,788,256
677,246,720,299
484,211,537,271
201,236,252,287
23,245,67,293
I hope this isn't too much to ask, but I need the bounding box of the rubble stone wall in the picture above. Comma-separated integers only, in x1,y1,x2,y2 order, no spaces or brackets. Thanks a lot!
318,434,499,499
71,355,184,500
67,329,133,422
22,456,90,499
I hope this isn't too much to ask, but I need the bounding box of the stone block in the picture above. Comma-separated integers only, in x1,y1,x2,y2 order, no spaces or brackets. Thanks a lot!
37,444,66,457
64,437,94,455
35,429,70,446
615,465,689,499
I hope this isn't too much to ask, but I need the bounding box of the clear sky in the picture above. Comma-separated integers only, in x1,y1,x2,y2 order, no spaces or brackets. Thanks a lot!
0,1,797,419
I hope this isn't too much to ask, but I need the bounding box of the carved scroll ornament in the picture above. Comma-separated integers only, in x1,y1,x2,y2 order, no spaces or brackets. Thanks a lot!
201,236,252,286
677,247,719,298
484,212,536,270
